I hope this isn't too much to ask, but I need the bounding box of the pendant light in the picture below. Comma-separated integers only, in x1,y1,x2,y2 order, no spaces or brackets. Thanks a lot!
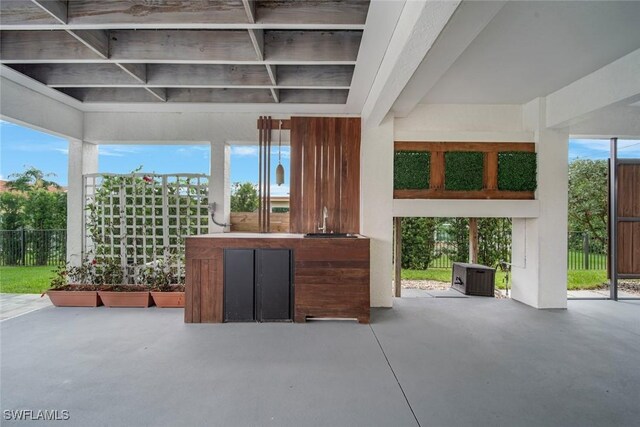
275,120,285,186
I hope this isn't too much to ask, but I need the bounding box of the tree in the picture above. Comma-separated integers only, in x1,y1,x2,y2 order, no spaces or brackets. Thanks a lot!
568,159,608,247
442,218,469,263
6,166,60,192
401,217,437,270
230,182,259,212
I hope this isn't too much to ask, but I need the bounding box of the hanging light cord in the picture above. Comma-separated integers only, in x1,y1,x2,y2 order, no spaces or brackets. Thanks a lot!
278,120,282,163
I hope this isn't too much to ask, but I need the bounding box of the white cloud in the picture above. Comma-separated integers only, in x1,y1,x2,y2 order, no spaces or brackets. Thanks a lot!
270,184,290,197
4,142,68,155
98,146,142,157
0,120,19,128
232,146,259,157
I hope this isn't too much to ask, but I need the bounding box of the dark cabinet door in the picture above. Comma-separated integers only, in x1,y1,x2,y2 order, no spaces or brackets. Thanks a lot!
256,249,292,322
224,249,255,322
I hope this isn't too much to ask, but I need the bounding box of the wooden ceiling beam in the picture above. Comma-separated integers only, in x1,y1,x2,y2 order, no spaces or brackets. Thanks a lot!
7,63,139,86
109,30,257,62
280,89,348,104
248,29,264,61
265,31,361,62
59,87,164,103
0,30,103,61
145,87,167,102
242,0,256,24
30,0,66,25
2,1,367,29
277,65,354,87
167,88,274,103
270,88,280,103
67,30,109,59
116,63,146,84
265,64,277,86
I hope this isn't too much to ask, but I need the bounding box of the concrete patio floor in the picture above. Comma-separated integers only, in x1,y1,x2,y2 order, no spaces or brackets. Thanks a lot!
1,298,639,427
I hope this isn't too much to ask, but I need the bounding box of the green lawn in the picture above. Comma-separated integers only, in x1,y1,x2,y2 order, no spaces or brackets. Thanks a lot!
0,266,55,294
402,268,607,290
0,266,611,294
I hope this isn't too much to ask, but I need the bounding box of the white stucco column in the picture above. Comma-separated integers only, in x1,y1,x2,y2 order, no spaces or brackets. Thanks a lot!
209,142,230,233
511,98,569,308
361,115,394,307
67,140,98,266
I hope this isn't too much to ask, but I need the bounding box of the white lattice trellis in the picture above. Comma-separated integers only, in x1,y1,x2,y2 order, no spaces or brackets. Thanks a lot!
83,173,209,282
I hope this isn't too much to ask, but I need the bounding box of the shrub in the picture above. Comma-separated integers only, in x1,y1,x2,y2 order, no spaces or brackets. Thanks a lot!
445,152,484,191
400,217,437,270
394,151,430,190
498,152,537,191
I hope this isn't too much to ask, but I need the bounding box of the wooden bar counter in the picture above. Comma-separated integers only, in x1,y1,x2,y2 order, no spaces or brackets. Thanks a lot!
185,233,370,324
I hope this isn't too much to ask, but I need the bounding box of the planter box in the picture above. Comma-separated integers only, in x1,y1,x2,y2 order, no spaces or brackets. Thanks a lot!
151,292,185,308
98,291,152,308
47,290,102,307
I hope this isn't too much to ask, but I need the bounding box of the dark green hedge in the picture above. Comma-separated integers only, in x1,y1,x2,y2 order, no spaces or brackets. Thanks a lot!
444,152,484,191
498,152,537,191
394,151,430,189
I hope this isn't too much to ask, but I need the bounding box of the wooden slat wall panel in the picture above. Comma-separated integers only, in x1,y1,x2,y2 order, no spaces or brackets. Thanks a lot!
616,163,640,275
618,164,640,217
290,117,361,233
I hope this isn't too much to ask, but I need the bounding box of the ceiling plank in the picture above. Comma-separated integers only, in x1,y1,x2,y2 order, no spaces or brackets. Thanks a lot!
280,89,348,104
265,64,277,85
265,31,362,62
59,87,164,103
7,63,139,86
145,87,167,102
248,29,264,60
147,64,271,86
270,88,280,103
277,65,353,87
242,0,256,23
0,1,61,25
67,30,110,59
116,63,146,84
30,0,67,24
257,0,369,26
109,30,257,62
67,0,248,25
0,30,104,61
167,88,274,103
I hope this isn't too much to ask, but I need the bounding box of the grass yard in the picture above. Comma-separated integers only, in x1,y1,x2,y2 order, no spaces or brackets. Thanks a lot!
402,268,607,290
0,266,55,294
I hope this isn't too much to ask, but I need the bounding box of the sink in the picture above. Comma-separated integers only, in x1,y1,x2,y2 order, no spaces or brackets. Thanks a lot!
304,233,357,238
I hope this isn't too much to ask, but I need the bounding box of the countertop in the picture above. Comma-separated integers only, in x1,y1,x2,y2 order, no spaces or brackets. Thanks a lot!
189,232,368,239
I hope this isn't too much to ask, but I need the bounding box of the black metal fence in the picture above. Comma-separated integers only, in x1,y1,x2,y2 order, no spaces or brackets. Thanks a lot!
567,231,607,271
425,230,605,271
0,229,67,266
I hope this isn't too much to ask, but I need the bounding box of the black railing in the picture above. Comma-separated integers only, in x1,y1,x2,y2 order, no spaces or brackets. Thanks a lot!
0,229,67,266
567,231,607,271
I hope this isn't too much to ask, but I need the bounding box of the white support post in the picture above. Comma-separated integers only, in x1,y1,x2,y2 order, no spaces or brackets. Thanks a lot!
67,140,98,266
511,98,569,309
361,115,394,307
209,142,230,233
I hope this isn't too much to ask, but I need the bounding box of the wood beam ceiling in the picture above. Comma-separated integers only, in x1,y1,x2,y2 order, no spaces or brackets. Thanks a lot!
0,1,368,104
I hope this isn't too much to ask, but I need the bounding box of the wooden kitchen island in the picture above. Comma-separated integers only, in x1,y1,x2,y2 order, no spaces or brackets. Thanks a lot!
185,233,370,324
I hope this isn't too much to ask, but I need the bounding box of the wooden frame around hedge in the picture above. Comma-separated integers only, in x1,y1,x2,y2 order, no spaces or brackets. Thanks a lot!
393,141,535,199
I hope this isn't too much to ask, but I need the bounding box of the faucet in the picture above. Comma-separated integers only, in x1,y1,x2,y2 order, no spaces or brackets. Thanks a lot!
318,206,329,233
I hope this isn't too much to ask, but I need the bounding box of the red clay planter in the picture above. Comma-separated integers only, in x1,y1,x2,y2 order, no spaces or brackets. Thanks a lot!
98,291,153,308
151,292,185,308
47,290,102,307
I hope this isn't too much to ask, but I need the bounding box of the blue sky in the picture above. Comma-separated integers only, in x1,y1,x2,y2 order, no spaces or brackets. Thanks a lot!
1,120,638,194
0,120,291,196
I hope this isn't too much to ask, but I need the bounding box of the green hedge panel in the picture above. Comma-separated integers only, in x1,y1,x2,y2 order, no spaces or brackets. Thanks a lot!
444,151,484,191
498,152,537,191
394,151,430,190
